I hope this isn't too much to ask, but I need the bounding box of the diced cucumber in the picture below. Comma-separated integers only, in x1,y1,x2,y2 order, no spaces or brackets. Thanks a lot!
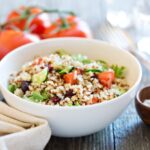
8,84,17,93
28,91,44,102
32,68,48,84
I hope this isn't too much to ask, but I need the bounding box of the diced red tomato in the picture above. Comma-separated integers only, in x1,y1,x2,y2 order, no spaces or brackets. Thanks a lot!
0,30,39,60
97,71,115,88
92,97,100,104
63,70,77,84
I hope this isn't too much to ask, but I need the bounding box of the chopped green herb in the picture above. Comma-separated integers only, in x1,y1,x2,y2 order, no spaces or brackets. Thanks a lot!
58,66,74,75
111,65,126,78
41,90,50,100
8,84,17,93
97,60,107,64
85,69,102,73
96,60,109,71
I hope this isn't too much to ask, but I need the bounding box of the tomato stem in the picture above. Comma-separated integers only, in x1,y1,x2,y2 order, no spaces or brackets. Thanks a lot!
0,7,76,31
60,17,70,29
24,14,37,31
42,9,75,16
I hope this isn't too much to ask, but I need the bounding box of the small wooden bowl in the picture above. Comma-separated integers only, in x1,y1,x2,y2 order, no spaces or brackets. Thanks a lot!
135,86,150,125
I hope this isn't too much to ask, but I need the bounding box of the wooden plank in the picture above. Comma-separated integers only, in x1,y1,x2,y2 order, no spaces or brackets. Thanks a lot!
113,102,150,150
113,66,150,150
45,125,115,150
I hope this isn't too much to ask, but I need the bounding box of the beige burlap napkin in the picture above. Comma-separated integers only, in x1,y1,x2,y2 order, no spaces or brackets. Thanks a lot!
0,101,51,150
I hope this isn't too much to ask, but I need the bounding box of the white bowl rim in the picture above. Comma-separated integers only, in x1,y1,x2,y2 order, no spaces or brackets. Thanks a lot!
0,37,142,110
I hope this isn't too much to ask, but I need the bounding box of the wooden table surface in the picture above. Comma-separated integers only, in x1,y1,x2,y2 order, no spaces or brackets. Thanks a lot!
0,0,150,150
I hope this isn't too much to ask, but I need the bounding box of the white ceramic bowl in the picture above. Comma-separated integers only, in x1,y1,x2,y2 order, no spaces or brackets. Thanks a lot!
0,38,142,137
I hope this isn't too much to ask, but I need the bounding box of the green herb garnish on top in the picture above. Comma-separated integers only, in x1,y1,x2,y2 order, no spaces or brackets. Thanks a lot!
96,60,109,71
111,65,126,78
85,68,102,73
57,66,74,75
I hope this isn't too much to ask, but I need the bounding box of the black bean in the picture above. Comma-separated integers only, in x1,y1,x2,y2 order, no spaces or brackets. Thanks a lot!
21,81,30,93
65,89,75,98
51,96,61,104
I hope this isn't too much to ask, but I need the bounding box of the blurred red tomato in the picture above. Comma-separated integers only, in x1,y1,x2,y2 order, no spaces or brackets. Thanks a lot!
41,16,92,38
6,6,51,36
0,30,39,59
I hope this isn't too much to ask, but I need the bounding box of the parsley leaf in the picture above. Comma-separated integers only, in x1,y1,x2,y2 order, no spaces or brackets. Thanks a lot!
85,69,102,73
58,66,74,75
96,60,109,71
111,65,126,78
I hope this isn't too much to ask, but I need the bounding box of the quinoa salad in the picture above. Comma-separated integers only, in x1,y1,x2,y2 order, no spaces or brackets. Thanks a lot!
8,50,129,106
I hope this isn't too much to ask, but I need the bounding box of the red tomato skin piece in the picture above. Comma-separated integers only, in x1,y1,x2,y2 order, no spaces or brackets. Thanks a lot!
0,30,39,60
63,71,78,85
42,16,92,39
6,6,51,36
92,97,100,104
97,71,115,88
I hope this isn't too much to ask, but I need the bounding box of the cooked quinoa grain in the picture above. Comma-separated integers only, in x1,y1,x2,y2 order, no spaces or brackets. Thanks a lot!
8,50,129,106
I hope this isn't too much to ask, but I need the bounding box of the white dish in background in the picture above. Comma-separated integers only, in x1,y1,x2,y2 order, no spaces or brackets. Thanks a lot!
0,38,142,137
